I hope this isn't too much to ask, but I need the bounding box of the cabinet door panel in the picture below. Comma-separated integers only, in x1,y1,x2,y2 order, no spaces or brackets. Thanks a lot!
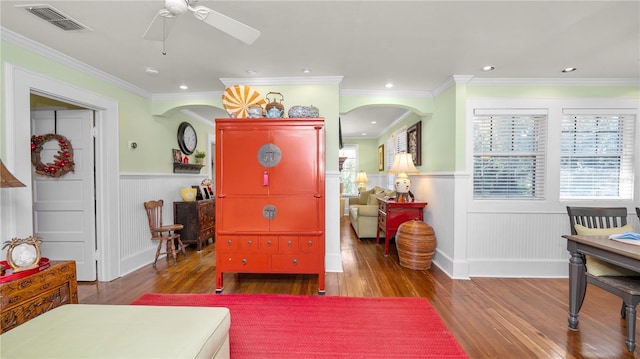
218,130,269,196
217,198,269,232
269,128,320,195
269,197,323,232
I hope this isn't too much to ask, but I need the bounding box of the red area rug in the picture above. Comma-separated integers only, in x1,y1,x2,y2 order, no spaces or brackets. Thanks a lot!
132,293,468,358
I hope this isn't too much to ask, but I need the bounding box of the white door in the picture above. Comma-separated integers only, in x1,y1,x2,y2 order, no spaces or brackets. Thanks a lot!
31,109,96,281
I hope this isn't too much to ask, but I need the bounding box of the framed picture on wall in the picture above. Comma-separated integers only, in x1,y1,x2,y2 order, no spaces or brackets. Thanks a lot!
172,149,183,163
407,121,422,166
378,144,384,171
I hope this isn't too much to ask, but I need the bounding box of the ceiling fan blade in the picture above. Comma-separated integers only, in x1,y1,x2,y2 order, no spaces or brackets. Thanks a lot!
143,11,177,41
194,6,261,45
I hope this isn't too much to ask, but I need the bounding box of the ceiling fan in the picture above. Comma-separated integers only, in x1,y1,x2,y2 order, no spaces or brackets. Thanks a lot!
143,0,261,45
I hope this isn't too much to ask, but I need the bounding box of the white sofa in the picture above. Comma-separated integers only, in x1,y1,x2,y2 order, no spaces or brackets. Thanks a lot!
349,186,395,239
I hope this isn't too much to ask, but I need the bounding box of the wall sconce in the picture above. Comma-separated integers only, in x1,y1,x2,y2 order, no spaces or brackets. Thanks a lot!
387,152,418,202
354,171,369,193
0,159,26,188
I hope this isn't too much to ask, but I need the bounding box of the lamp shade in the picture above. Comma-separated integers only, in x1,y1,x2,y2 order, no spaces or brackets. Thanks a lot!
354,171,369,184
387,152,419,175
0,159,26,188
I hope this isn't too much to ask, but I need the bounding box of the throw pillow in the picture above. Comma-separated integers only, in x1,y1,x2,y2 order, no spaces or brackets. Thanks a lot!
367,194,379,206
574,224,637,276
359,189,373,205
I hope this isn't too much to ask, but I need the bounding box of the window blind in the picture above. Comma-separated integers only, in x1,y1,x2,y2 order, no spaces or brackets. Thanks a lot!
473,114,547,199
560,114,635,199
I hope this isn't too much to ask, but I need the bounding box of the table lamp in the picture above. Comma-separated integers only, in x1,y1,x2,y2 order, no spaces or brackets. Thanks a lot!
354,171,369,193
1,159,26,188
387,152,418,202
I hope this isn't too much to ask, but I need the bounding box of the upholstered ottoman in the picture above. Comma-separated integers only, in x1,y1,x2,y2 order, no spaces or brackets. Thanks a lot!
0,304,231,359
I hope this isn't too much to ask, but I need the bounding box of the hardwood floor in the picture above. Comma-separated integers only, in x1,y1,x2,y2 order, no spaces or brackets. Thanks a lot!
79,217,637,358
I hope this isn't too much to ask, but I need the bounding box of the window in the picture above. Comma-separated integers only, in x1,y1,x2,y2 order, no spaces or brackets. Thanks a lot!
339,146,358,196
560,113,635,199
473,113,547,199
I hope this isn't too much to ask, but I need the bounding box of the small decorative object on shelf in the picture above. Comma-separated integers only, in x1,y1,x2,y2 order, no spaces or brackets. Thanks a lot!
180,188,197,202
288,105,319,118
194,150,206,164
265,92,285,118
2,236,43,272
30,134,75,177
222,85,266,118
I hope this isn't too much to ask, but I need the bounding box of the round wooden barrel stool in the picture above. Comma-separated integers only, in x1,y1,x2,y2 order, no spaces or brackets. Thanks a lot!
396,219,437,270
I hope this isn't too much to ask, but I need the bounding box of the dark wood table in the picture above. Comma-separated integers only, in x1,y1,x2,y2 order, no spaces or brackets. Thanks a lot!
376,198,427,256
562,234,640,337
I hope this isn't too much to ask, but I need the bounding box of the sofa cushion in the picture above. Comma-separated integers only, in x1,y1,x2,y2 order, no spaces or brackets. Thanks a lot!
575,224,637,276
358,205,379,217
367,194,379,206
359,189,373,205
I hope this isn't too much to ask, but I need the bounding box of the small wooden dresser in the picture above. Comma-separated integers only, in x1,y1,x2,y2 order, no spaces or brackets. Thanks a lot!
174,199,215,251
0,260,78,333
376,198,427,256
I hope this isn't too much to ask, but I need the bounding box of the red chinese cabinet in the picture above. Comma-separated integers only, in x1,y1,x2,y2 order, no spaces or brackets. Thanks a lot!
215,118,325,294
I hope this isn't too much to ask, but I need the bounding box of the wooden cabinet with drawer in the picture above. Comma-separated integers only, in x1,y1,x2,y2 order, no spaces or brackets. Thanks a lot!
0,260,78,333
215,118,325,294
174,199,215,251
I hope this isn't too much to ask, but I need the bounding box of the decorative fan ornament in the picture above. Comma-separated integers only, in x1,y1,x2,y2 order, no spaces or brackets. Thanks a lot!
222,85,266,118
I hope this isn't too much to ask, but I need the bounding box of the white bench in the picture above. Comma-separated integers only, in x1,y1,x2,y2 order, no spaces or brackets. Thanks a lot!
0,304,231,359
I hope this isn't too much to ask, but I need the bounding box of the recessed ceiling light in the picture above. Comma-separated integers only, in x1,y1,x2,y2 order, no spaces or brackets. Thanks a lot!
145,67,159,76
562,67,577,73
303,68,312,74
482,65,495,71
371,121,377,124
246,70,257,75
361,133,367,136
385,83,393,88
179,85,188,90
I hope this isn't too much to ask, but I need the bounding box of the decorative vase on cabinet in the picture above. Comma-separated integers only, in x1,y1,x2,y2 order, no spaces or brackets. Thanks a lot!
214,118,326,294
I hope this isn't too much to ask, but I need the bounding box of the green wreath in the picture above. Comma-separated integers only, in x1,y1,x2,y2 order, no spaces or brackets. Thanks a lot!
30,134,75,177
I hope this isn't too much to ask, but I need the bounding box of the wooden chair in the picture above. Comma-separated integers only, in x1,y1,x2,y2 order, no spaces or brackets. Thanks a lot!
567,206,640,352
144,200,187,267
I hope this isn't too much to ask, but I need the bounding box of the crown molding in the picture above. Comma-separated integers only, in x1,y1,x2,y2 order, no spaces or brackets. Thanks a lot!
220,76,344,87
468,77,640,86
151,91,223,101
1,26,151,99
340,89,433,98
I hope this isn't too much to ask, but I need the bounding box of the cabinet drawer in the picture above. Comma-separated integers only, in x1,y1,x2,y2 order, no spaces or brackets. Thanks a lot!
218,253,269,272
217,235,239,251
278,236,299,254
1,284,71,332
378,213,387,228
199,227,215,241
260,236,278,253
299,236,323,254
272,254,320,272
238,236,260,252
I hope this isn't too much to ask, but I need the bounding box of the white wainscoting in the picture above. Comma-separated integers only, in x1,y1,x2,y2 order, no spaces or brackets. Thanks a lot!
119,173,206,276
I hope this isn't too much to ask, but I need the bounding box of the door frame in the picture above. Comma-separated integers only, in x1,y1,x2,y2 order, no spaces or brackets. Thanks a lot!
4,64,121,281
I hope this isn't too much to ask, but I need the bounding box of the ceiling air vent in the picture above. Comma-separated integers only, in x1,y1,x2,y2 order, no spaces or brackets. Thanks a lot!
20,4,92,32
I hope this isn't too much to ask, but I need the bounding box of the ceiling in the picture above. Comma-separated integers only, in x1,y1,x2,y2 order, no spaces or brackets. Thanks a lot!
2,1,638,139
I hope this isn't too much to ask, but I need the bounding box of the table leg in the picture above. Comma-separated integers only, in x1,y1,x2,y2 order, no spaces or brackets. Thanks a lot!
568,251,587,330
384,233,391,256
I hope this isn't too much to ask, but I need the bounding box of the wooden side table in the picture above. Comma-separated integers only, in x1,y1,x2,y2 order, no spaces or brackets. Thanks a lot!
376,198,427,256
0,260,78,333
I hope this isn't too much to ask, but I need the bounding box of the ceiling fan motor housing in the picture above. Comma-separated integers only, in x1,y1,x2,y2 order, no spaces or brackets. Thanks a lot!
165,0,188,15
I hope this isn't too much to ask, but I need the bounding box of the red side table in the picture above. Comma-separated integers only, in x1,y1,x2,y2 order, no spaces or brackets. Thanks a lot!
376,198,428,256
